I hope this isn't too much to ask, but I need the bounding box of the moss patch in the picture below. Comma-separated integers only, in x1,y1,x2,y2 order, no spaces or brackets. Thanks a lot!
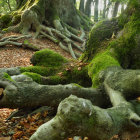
20,66,57,76
88,50,120,88
84,18,119,60
0,14,12,29
22,72,42,84
63,66,92,87
109,8,140,69
31,49,68,67
3,73,14,82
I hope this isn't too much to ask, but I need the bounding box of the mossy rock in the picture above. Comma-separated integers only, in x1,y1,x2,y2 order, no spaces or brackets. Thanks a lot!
30,49,68,67
20,66,58,76
88,50,120,88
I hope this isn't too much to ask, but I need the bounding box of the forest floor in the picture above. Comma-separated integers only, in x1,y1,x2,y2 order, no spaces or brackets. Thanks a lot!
0,33,130,140
0,32,76,140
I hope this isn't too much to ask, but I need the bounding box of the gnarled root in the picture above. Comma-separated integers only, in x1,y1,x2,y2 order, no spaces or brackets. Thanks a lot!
30,95,140,140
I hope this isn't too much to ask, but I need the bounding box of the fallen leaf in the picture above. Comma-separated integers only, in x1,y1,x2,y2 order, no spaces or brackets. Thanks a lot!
13,131,23,140
0,137,11,140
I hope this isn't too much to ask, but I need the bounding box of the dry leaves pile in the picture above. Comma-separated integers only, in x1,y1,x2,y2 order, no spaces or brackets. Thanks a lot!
0,110,50,140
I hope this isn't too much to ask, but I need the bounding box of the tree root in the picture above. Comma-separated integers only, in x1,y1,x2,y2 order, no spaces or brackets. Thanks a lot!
0,74,108,109
30,95,140,140
4,9,86,59
0,34,32,48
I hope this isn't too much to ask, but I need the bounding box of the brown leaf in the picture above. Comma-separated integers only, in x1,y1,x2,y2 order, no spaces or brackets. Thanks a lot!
13,131,23,140
22,136,29,140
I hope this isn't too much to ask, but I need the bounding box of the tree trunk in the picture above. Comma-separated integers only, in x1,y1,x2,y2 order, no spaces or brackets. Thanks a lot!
94,0,99,22
121,4,124,13
112,1,120,17
79,0,85,13
102,0,107,18
84,0,92,17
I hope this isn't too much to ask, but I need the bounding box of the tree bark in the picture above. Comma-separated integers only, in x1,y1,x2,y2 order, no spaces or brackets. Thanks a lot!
79,0,85,13
102,0,107,19
30,95,140,140
112,1,120,17
84,0,92,17
0,72,108,109
94,0,99,22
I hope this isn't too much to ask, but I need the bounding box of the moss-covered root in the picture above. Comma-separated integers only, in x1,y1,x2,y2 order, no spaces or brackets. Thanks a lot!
22,72,67,85
20,66,58,77
83,18,119,60
30,49,68,67
30,95,140,140
63,65,92,87
88,50,120,88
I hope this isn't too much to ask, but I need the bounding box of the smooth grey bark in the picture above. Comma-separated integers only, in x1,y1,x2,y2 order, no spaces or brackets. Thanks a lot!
79,0,85,13
84,0,92,17
102,0,107,18
105,0,112,18
30,95,140,140
0,74,108,109
94,0,99,22
112,1,120,17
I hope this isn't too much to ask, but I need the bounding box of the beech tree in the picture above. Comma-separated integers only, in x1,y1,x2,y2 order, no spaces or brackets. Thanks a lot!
0,0,140,139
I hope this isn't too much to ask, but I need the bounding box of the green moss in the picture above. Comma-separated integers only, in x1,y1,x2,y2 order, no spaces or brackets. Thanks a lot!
44,75,67,85
85,18,119,60
72,83,82,88
22,72,42,83
0,14,12,28
63,66,92,87
24,40,39,50
31,49,68,67
109,10,140,69
88,50,120,88
3,73,14,82
20,66,57,76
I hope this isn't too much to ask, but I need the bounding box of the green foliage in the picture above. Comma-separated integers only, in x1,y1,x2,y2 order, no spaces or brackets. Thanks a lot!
88,50,120,87
22,72,42,84
0,0,16,14
31,49,68,67
20,66,57,77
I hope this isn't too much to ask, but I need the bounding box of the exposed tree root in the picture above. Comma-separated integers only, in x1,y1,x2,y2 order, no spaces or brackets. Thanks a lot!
0,34,32,48
30,95,140,140
4,9,86,59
